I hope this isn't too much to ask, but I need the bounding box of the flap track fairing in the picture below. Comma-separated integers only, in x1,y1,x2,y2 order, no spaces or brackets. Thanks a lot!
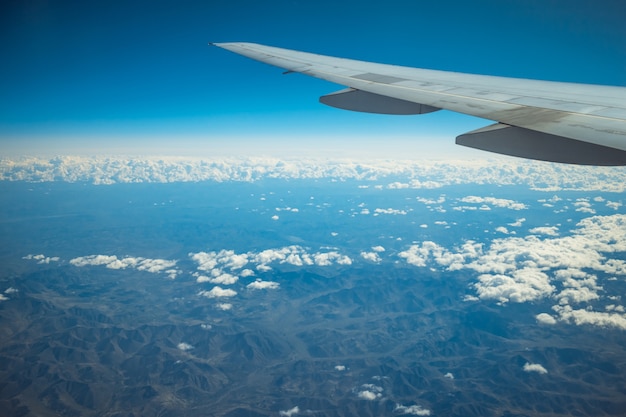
320,88,440,115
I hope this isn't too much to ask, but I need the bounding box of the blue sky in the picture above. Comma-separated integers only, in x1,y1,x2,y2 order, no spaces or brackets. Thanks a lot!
1,0,625,157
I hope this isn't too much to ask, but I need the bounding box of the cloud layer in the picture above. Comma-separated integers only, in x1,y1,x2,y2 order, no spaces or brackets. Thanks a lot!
3,156,626,191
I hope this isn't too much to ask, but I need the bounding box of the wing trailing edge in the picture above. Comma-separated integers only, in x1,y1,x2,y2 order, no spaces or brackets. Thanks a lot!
457,123,626,166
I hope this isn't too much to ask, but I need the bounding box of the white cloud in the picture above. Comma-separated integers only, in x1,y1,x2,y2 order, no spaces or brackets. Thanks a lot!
528,226,559,236
198,286,237,298
523,362,548,374
69,254,179,277
395,404,431,416
23,254,60,264
358,390,381,400
372,245,385,252
509,218,526,227
458,196,528,210
606,201,622,210
374,208,408,215
334,365,346,371
247,280,280,290
0,294,8,302
552,305,626,330
279,406,300,417
4,157,626,192
208,270,239,285
271,215,279,220
177,342,193,351
4,287,18,294
397,214,626,328
240,269,255,277
473,269,554,304
536,313,557,325
444,372,454,379
495,226,509,234
216,303,233,311
360,251,381,263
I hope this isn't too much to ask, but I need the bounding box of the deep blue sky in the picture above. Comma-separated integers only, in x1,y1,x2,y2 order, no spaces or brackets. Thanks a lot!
1,0,625,157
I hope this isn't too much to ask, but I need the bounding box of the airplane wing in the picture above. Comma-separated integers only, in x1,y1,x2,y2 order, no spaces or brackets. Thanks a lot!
212,42,626,165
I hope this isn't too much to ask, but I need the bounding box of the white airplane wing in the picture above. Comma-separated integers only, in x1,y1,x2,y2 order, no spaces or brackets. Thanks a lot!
212,42,626,165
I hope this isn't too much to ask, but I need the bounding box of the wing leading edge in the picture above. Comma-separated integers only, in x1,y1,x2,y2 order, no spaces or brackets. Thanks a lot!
212,42,626,165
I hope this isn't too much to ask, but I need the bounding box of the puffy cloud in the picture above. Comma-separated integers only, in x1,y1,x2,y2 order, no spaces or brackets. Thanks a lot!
279,406,300,417
23,254,60,264
397,214,626,328
313,251,352,266
606,201,622,210
216,303,233,311
198,287,237,298
0,294,8,302
240,269,255,277
536,313,557,325
444,372,454,379
4,156,626,192
69,254,179,277
4,287,18,294
574,199,595,214
509,218,526,227
398,241,446,267
190,246,351,275
334,365,346,371
473,269,554,304
552,305,626,330
247,280,280,290
177,342,193,351
358,390,381,401
528,226,559,236
360,251,381,263
374,208,408,215
394,404,431,416
458,196,527,210
372,245,385,252
523,362,548,374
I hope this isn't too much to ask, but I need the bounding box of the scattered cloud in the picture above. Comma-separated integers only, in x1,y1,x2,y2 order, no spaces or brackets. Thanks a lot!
536,313,557,325
528,226,559,236
394,404,431,415
523,362,548,374
360,251,381,263
23,254,60,264
334,365,346,371
458,196,528,210
374,208,408,215
398,214,626,328
444,372,454,379
69,254,179,278
509,218,526,227
247,280,280,290
177,342,193,351
552,305,626,330
279,406,300,417
198,287,237,298
358,390,381,400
